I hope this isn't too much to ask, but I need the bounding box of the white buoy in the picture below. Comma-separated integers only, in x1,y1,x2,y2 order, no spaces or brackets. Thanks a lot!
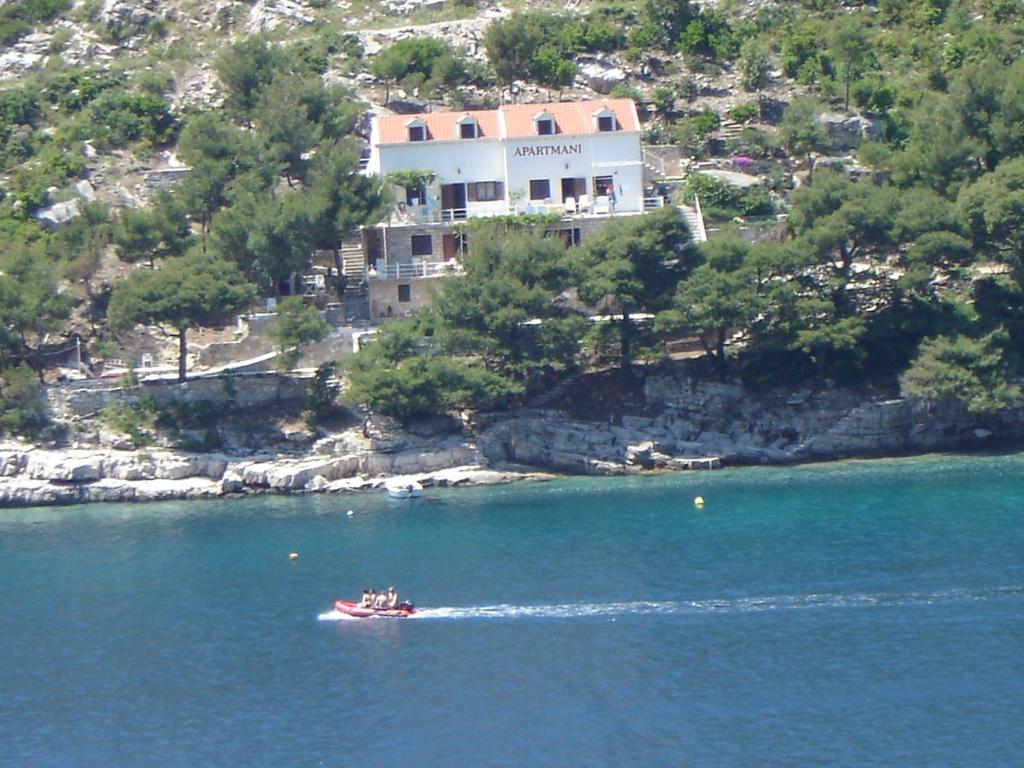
289,552,299,561
346,509,354,517
694,496,705,508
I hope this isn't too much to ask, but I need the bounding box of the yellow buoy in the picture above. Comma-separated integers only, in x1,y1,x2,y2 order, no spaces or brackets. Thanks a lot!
694,496,705,508
289,552,299,561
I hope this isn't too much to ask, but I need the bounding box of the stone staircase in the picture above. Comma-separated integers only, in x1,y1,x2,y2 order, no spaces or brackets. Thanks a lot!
678,198,708,243
340,240,367,280
718,119,744,142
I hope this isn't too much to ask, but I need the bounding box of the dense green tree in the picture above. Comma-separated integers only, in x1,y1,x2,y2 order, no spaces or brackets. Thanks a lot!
209,185,316,295
779,96,829,178
107,249,256,381
958,157,1024,281
482,11,587,91
891,93,979,196
112,192,191,268
254,74,320,185
215,35,287,123
345,321,514,422
370,38,473,103
642,0,696,47
656,237,761,370
827,15,873,111
432,225,585,387
737,40,771,102
175,113,258,231
781,172,903,379
0,363,47,434
306,141,390,276
900,330,1021,415
0,243,73,377
269,297,330,372
576,207,696,372
484,12,548,90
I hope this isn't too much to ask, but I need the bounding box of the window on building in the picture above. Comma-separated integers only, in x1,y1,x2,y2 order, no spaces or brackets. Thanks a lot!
460,121,478,139
467,181,504,202
405,185,427,206
536,118,554,135
597,115,616,132
529,179,551,201
411,234,433,256
593,175,615,197
408,124,426,142
398,284,411,303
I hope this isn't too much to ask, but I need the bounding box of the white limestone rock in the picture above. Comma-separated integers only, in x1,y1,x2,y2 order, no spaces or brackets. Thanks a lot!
34,199,80,229
220,469,244,494
25,452,103,483
578,61,626,94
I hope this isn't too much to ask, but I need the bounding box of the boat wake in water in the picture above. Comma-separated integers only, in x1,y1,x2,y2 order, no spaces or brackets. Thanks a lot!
318,585,1023,621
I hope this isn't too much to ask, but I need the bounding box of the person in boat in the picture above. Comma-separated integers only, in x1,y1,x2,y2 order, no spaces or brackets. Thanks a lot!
359,589,373,608
373,590,389,609
387,587,399,609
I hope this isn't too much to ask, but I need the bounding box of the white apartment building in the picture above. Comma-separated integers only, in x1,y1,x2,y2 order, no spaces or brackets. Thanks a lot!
359,99,667,318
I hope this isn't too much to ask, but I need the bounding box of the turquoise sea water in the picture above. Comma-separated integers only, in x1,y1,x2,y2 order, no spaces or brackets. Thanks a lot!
2,454,1023,767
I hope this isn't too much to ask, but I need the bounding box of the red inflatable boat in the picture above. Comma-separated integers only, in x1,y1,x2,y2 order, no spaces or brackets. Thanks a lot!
334,599,416,618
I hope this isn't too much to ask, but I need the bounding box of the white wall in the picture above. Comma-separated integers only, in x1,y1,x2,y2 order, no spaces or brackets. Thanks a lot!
372,125,646,214
503,132,644,211
377,140,506,190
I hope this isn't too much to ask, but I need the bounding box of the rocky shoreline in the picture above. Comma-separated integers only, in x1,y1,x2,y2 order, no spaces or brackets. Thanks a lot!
5,369,1021,508
0,439,559,508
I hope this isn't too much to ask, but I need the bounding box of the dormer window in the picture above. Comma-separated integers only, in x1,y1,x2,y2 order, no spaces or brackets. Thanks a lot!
456,112,479,140
407,119,427,142
594,108,617,132
457,115,479,139
533,110,555,136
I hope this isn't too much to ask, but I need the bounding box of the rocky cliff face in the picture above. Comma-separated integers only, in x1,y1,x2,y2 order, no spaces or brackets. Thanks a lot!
4,369,1015,507
478,371,1019,472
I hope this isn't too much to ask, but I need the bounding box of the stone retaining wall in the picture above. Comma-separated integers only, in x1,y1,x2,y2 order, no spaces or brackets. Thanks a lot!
44,374,307,421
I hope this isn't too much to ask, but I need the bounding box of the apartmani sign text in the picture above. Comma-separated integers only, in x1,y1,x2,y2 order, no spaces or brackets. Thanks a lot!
513,144,583,158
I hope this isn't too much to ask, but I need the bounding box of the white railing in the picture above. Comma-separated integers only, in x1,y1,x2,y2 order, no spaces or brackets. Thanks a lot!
369,260,464,281
393,199,665,224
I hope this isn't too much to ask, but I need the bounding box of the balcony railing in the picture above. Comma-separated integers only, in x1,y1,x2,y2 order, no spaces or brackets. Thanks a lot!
369,260,463,281
391,197,665,225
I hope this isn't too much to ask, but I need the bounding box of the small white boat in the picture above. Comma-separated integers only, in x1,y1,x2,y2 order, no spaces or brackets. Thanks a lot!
385,480,423,499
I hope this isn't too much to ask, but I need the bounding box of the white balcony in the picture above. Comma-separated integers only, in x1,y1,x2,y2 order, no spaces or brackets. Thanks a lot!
389,196,663,226
368,259,464,281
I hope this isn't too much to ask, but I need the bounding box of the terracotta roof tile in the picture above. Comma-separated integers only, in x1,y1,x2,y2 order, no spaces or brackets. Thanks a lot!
500,99,639,138
378,110,501,144
376,99,640,145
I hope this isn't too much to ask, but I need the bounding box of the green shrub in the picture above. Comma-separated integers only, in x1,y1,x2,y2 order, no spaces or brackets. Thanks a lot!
728,102,759,123
609,82,643,104
99,400,154,447
691,107,721,136
0,87,42,126
306,361,341,424
0,364,47,436
0,0,68,45
71,91,177,148
43,69,124,113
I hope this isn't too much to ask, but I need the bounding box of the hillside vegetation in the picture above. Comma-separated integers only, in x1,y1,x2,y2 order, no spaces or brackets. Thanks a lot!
0,0,1022,435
